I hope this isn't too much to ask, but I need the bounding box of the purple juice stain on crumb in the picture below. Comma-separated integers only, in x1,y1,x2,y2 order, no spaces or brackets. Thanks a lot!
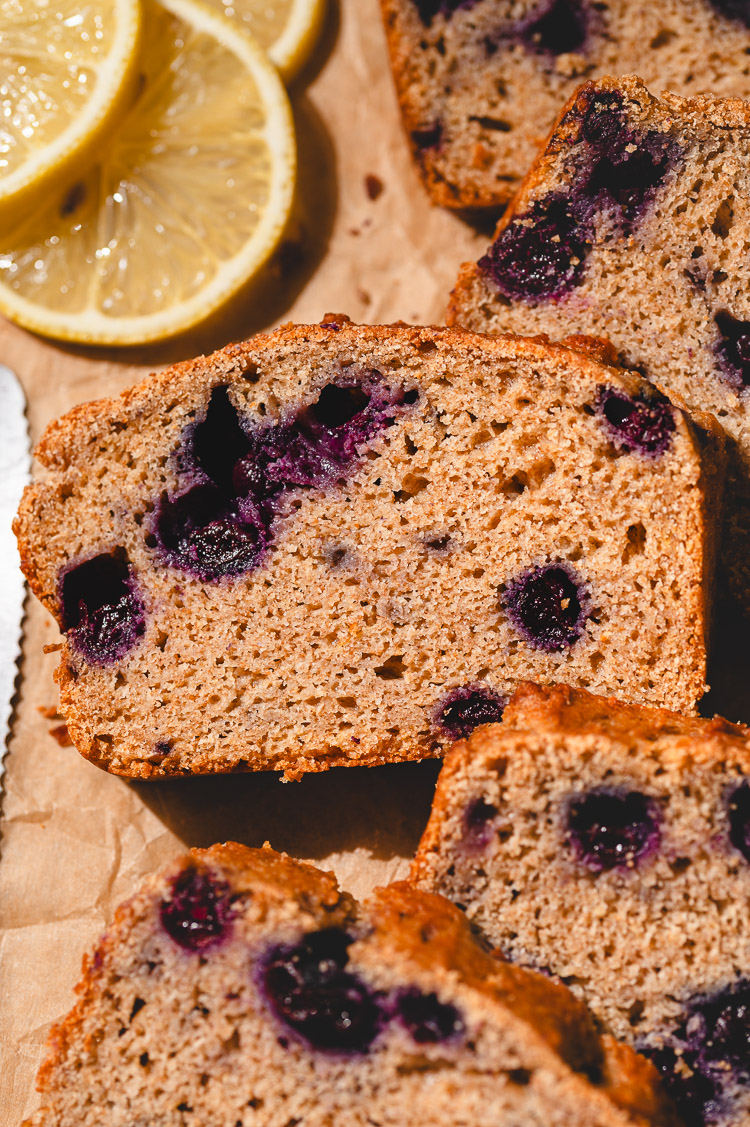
153,377,417,581
728,781,750,862
565,787,661,872
641,1041,721,1127
261,928,383,1053
395,989,465,1044
502,562,589,652
687,981,750,1082
463,797,500,850
435,684,506,740
518,0,588,56
480,87,679,304
60,549,145,665
596,385,675,456
411,0,480,26
715,312,750,390
160,864,235,952
479,194,592,302
574,88,678,219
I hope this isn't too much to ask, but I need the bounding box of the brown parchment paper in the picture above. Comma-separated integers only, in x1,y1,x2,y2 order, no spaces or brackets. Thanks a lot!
1,3,750,1123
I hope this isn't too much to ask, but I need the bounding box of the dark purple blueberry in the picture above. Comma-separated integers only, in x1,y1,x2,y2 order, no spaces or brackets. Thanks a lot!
155,484,267,582
411,0,480,26
60,550,145,664
596,385,675,456
411,122,443,151
191,386,251,492
708,0,750,26
688,981,750,1081
502,562,589,651
395,989,465,1044
728,781,750,862
715,311,750,390
156,375,416,581
160,864,235,952
577,91,626,148
435,684,506,740
479,195,592,302
585,143,674,216
641,1042,720,1127
519,0,588,56
261,928,383,1053
565,788,661,872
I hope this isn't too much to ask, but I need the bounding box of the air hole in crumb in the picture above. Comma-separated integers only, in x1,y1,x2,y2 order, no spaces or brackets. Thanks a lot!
425,534,451,552
140,1052,150,1067
627,1000,645,1026
374,655,406,679
711,198,734,239
649,28,676,47
129,997,146,1021
669,856,691,875
622,522,646,563
499,471,527,496
337,696,357,708
394,474,429,503
508,1068,532,1086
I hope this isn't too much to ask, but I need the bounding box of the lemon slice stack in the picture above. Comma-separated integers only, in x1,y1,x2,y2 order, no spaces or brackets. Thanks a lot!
0,0,322,344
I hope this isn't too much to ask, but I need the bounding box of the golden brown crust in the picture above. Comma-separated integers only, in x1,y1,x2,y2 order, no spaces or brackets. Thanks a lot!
502,680,750,744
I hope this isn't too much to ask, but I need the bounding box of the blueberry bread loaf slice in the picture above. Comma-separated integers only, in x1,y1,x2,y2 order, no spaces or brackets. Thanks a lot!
25,842,682,1127
381,1,750,210
412,682,750,1126
449,75,750,602
15,319,722,778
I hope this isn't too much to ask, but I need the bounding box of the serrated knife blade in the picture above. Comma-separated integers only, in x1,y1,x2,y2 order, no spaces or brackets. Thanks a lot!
0,364,29,776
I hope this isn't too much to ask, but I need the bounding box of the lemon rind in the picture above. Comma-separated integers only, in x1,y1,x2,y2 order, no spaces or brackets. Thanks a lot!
269,0,327,82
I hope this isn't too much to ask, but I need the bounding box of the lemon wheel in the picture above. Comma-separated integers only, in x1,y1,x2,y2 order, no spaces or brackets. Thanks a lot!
0,0,142,229
0,0,296,345
205,0,326,80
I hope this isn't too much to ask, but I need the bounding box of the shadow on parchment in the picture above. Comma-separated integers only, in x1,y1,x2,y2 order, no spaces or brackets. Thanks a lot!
129,758,442,862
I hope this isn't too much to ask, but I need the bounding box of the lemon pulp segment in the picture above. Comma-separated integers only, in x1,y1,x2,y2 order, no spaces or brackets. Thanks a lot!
0,0,142,226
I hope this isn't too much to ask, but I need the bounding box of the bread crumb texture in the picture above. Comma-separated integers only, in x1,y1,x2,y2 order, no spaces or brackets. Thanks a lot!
15,320,718,777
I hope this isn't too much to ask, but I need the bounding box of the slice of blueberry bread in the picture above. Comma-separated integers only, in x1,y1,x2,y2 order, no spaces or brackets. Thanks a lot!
15,318,722,778
381,1,750,210
449,75,750,603
412,681,750,1126
25,842,682,1127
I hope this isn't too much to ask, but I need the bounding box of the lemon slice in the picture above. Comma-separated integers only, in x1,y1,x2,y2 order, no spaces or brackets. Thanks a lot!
0,0,142,229
0,0,295,345
204,0,326,80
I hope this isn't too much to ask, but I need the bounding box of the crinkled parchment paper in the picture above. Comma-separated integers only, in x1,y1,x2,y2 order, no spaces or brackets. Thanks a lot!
1,3,748,1123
